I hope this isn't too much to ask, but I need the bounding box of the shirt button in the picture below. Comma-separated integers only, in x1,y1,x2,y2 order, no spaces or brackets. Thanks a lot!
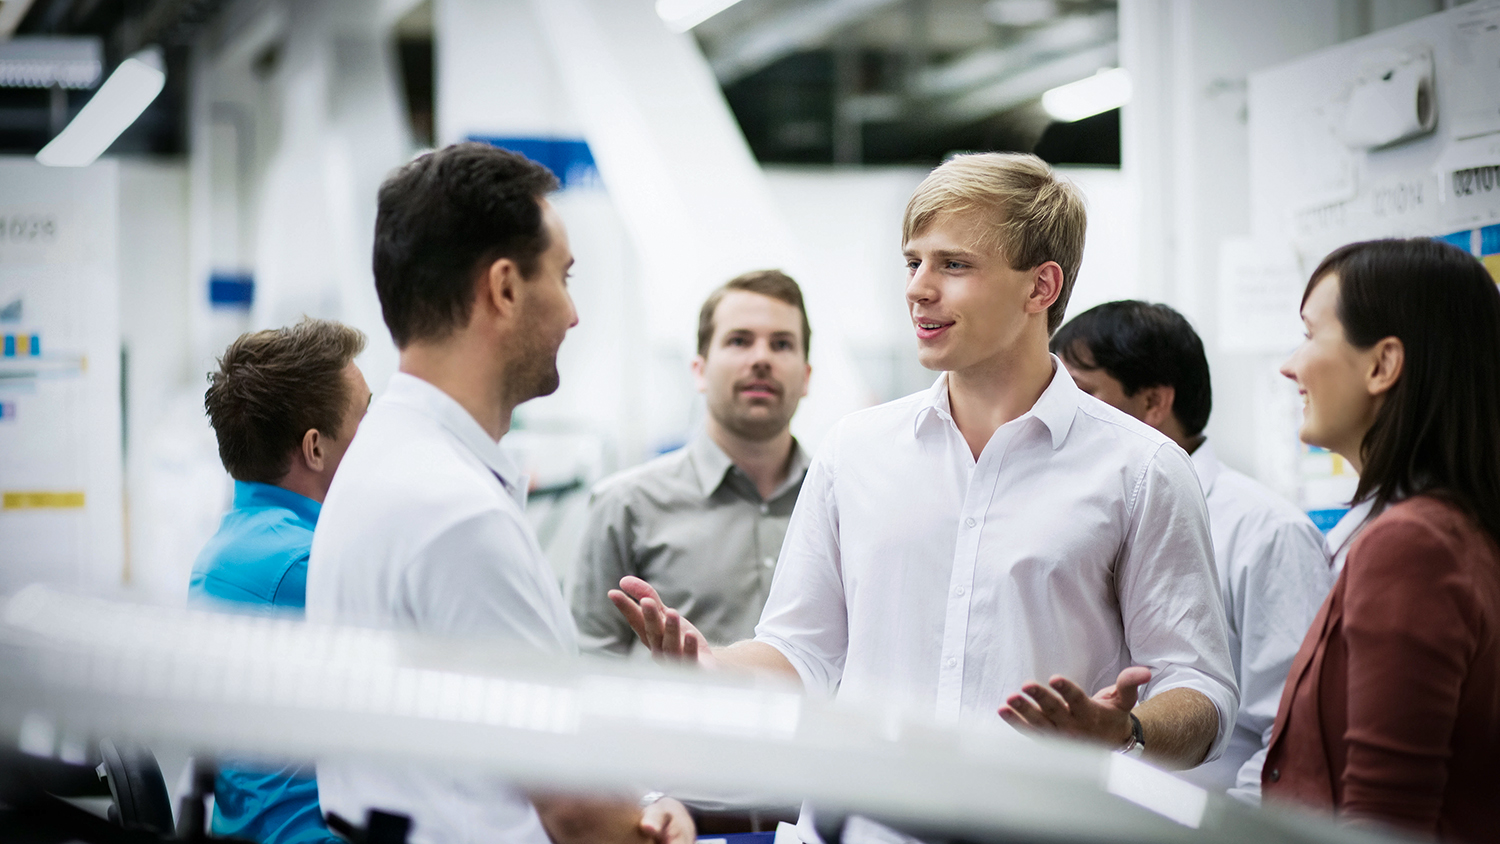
944,657,957,668
955,586,967,596
762,556,776,569
1267,769,1280,783
759,503,769,514
964,517,976,528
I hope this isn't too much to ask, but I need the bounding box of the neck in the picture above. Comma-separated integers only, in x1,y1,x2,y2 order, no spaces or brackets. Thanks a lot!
946,336,1055,460
399,336,515,441
705,417,796,500
274,469,328,505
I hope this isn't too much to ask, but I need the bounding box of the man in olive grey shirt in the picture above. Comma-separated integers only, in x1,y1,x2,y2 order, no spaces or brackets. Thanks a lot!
571,270,813,656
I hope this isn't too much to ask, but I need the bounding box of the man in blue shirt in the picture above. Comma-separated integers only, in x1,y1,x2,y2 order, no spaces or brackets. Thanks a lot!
190,318,371,844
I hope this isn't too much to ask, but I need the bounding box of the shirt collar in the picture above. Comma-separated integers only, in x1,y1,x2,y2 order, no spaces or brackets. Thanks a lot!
913,355,1080,450
688,429,812,501
232,480,321,525
1189,438,1222,496
381,372,528,505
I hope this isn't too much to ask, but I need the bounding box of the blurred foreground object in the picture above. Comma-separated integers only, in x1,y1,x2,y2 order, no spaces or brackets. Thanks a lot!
0,586,1397,844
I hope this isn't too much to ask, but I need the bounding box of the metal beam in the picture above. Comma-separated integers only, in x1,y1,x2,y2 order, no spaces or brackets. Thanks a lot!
915,10,1116,98
708,0,900,84
934,40,1119,127
0,0,40,40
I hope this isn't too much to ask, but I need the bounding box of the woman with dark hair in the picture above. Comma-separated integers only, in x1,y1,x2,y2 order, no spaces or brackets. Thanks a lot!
1264,237,1500,842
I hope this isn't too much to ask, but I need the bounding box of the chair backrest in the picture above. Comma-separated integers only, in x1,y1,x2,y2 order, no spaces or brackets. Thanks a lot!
98,739,174,836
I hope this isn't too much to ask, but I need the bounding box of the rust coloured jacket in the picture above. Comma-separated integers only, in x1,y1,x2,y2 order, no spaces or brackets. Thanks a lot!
1263,496,1500,843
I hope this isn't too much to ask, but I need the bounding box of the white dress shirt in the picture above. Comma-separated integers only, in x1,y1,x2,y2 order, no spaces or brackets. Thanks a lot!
754,361,1239,760
1174,441,1332,802
307,372,576,844
1325,497,1377,574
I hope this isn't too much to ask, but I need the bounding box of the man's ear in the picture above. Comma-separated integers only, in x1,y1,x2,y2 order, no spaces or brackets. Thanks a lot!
479,257,523,322
299,428,326,473
1139,385,1176,429
690,354,708,394
1027,262,1065,315
801,362,812,398
1366,336,1404,397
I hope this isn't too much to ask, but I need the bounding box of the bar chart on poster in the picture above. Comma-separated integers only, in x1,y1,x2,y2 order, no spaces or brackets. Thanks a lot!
1247,2,1500,520
0,158,122,593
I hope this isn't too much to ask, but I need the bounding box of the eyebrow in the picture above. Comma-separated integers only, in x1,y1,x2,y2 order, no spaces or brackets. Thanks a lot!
903,247,982,261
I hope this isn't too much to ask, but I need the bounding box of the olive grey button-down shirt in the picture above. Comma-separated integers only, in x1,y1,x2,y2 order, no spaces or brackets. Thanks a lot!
570,432,811,656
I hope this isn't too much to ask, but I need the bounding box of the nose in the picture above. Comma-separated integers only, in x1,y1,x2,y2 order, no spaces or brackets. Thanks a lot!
1278,350,1298,383
906,259,935,306
750,339,773,371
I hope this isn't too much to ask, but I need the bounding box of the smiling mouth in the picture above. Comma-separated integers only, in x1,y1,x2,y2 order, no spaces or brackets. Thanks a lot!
914,319,954,339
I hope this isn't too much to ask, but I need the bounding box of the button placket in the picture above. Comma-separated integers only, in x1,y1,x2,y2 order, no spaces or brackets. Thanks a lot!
934,422,1017,722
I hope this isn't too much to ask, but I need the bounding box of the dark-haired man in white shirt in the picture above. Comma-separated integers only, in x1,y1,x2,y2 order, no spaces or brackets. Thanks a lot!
308,142,693,844
611,153,1238,771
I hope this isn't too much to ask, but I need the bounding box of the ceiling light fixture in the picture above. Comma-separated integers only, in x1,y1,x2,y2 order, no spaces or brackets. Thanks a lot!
1041,67,1131,122
654,0,746,33
36,47,164,168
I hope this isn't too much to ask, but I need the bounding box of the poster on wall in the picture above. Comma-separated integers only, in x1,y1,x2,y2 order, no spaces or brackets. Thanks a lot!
0,158,123,594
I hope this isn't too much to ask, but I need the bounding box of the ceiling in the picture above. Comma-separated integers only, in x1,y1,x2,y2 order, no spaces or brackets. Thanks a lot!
694,0,1120,165
0,0,1120,165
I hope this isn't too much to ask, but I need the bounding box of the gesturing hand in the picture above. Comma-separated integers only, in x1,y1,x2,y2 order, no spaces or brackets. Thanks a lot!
639,797,695,844
608,576,717,667
997,666,1152,749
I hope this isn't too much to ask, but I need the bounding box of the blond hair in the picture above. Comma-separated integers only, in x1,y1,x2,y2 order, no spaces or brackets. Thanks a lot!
902,152,1087,334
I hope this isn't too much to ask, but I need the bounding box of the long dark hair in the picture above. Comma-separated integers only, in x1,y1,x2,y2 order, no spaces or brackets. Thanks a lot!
1304,238,1500,543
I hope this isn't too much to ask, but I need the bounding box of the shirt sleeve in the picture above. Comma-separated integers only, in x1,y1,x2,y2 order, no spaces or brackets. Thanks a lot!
1117,444,1240,762
1229,517,1333,801
568,487,639,657
753,432,846,697
1340,514,1479,835
269,551,311,613
405,509,572,655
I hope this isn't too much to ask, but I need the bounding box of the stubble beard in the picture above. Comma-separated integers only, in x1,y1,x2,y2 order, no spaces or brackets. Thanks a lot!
712,395,792,443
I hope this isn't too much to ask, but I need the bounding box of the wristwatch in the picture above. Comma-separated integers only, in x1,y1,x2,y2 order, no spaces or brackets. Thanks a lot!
639,791,666,808
1117,713,1146,758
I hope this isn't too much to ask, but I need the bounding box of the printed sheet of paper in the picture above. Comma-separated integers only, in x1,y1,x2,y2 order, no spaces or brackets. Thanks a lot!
0,158,122,592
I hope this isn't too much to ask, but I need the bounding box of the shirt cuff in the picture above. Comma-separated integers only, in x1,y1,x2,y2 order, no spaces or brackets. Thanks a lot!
1145,668,1239,764
752,633,838,699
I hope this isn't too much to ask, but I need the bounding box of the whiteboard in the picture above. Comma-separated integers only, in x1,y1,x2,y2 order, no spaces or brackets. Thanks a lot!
0,158,123,593
1246,2,1500,514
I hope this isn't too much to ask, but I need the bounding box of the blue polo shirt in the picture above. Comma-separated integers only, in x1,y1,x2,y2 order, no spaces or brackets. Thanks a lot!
189,481,340,844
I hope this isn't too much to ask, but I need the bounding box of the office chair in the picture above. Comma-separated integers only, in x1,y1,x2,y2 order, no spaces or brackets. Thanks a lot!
96,740,174,836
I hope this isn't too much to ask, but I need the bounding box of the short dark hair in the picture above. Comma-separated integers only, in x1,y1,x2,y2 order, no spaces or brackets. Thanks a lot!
1306,238,1500,543
205,318,366,484
374,142,560,348
696,270,811,358
1051,300,1212,437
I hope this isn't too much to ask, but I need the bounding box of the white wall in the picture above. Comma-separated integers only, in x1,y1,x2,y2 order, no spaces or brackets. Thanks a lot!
1119,0,1444,494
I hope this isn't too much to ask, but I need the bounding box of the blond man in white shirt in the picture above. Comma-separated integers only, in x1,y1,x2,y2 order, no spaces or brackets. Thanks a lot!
611,153,1238,771
1051,300,1332,802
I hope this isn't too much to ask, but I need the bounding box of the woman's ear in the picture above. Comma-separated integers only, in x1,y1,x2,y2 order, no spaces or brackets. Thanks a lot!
1366,336,1404,397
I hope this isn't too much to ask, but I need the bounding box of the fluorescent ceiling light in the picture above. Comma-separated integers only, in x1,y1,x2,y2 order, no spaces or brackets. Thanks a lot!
1041,67,1131,122
36,47,165,168
655,0,745,33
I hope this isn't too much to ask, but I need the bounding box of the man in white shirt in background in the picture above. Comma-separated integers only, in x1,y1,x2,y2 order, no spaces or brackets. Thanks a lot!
571,269,812,658
307,142,694,844
610,153,1238,771
1051,300,1332,802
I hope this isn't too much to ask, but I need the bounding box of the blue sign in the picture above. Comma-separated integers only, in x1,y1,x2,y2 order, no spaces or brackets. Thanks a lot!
469,136,600,190
209,273,255,309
